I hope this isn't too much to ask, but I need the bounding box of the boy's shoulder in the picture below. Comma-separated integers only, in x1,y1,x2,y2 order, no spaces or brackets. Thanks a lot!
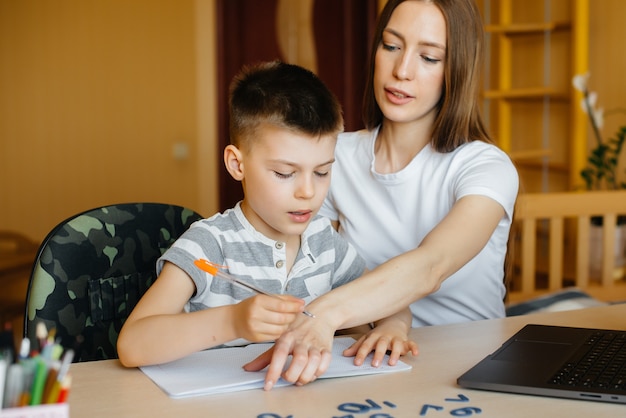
191,205,246,233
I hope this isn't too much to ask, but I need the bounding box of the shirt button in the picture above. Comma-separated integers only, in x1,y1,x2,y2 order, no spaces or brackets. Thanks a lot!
275,242,284,249
275,260,284,269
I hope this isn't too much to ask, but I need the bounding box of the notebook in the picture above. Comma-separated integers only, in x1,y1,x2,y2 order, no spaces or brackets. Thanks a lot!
457,324,626,404
140,337,411,398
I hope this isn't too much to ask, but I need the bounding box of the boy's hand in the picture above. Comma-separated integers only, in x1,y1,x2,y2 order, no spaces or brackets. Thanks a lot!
342,312,418,367
233,294,305,342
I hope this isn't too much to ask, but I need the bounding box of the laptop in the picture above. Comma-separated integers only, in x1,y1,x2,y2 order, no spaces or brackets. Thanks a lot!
457,324,626,404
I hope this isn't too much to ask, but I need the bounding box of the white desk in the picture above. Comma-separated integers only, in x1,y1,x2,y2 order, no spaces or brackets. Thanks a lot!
67,304,626,417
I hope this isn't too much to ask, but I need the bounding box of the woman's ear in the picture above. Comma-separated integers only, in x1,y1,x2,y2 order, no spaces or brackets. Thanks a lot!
224,144,244,181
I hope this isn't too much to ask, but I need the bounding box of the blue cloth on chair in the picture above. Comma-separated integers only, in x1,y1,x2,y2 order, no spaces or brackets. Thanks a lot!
506,288,608,317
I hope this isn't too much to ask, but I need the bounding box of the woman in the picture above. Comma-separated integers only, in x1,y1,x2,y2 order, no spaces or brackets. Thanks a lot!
244,0,519,390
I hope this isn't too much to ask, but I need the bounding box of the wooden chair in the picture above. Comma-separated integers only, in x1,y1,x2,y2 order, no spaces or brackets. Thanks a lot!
507,190,626,304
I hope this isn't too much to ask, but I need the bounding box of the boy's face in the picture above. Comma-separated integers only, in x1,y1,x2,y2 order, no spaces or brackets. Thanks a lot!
236,124,336,242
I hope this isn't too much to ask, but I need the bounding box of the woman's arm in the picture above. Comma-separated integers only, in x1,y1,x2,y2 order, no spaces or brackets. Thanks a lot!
244,195,505,389
117,262,305,367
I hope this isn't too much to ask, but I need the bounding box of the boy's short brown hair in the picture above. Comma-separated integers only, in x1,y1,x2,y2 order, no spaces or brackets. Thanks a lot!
229,61,343,148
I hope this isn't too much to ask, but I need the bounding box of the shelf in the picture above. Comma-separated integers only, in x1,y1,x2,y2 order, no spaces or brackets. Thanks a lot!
484,21,571,34
514,160,569,173
508,149,552,162
482,88,569,100
480,0,589,191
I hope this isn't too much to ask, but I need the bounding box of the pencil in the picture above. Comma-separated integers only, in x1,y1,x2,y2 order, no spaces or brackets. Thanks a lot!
194,259,315,318
56,375,72,403
41,367,59,404
45,349,74,404
29,358,47,405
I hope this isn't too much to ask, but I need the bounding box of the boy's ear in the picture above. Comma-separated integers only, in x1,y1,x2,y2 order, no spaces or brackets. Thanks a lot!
224,144,244,181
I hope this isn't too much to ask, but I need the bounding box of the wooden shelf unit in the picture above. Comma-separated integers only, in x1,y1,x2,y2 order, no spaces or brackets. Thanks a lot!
479,0,589,192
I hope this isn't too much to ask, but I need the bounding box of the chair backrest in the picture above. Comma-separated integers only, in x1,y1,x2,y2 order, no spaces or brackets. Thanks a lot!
24,203,203,362
507,190,626,304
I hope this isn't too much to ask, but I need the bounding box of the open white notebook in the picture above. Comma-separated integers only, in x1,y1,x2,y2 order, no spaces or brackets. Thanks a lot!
140,337,412,398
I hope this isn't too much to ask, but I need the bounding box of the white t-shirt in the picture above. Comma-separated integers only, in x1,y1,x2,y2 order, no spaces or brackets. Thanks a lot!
319,127,519,327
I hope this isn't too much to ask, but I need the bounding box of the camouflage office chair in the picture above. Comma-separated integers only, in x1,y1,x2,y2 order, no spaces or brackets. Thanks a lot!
24,203,203,362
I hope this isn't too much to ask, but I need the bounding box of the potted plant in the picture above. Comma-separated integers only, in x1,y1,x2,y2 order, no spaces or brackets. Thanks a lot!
572,73,626,279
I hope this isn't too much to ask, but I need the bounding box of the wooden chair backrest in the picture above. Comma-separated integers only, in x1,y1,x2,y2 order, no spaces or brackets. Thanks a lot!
507,190,626,303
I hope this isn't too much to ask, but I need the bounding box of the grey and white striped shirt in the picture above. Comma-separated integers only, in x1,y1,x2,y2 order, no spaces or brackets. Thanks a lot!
157,202,365,313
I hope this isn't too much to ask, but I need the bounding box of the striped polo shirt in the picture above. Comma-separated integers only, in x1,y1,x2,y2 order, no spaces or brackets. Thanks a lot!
157,202,366,312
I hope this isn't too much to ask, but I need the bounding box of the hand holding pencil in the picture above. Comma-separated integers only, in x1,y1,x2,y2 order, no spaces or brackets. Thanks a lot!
194,259,315,318
194,259,315,342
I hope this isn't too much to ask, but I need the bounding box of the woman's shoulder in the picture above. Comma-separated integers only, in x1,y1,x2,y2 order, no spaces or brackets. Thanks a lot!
337,128,374,145
436,141,519,191
451,142,520,204
335,129,376,161
458,140,508,155
452,141,514,166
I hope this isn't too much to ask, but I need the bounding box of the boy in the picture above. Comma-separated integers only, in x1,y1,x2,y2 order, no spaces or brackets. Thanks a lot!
117,61,415,368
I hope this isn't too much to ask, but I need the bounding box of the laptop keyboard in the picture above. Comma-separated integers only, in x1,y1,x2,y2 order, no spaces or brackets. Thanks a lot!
549,330,626,390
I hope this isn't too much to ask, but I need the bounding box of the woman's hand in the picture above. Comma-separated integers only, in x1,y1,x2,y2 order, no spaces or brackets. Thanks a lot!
233,294,305,343
343,308,418,367
243,312,336,390
343,322,419,367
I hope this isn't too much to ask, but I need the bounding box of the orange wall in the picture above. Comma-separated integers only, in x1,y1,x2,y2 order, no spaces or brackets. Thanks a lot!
0,0,218,243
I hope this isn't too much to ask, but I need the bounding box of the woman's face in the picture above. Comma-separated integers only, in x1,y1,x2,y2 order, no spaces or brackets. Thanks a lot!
374,0,446,127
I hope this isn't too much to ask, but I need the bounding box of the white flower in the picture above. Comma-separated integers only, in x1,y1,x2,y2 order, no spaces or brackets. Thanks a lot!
593,107,605,130
588,91,597,108
572,72,590,92
573,72,626,190
575,77,605,130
